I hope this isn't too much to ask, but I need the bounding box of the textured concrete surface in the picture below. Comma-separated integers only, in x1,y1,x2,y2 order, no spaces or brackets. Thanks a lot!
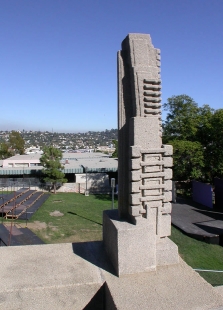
1,242,223,309
103,257,223,310
156,236,179,266
103,210,156,276
0,243,103,310
105,33,178,277
118,34,171,224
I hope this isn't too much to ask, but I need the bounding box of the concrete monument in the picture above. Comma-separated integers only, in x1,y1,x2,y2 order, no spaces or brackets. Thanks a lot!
103,33,179,276
1,33,223,310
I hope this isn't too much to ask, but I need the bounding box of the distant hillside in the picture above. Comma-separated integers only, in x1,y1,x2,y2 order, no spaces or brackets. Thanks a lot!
0,129,118,151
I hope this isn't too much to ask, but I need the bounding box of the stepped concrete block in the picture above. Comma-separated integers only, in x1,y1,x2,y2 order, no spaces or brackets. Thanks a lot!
103,210,156,276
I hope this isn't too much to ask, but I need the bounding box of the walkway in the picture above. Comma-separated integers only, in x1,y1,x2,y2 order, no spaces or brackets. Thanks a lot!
0,223,44,246
172,197,223,244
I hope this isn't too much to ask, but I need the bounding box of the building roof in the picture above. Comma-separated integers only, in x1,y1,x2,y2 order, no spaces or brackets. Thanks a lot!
0,152,118,175
6,154,42,161
62,152,117,172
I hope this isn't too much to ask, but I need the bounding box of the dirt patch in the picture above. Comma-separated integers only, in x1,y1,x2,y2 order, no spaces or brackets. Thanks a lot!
50,210,64,217
27,221,47,230
28,221,58,231
4,223,23,229
27,221,58,241
51,226,58,231
47,222,58,231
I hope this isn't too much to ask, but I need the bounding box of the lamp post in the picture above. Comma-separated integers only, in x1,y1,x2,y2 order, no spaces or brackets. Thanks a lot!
111,178,115,209
85,166,89,196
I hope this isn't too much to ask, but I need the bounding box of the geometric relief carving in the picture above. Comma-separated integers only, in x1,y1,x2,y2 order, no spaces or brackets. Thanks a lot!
102,33,178,278
118,33,174,241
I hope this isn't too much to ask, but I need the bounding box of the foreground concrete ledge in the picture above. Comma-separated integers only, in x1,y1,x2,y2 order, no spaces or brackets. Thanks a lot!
102,257,223,310
0,243,104,310
1,242,223,309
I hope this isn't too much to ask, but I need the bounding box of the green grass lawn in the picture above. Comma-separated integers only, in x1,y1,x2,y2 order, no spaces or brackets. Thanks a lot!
25,192,117,243
6,192,223,286
170,225,223,286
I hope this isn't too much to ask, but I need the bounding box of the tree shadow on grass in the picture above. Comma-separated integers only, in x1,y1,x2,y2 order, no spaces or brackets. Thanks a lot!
93,194,118,202
67,211,102,226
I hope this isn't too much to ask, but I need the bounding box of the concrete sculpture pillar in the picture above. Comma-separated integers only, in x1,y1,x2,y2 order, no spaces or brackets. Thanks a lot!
103,33,179,276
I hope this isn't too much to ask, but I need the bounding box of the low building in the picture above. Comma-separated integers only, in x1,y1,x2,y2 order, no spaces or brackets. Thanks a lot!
25,147,43,155
2,154,42,168
0,152,118,192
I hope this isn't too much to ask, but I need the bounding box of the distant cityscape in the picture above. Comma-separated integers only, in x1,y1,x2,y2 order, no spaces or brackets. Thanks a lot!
0,129,118,154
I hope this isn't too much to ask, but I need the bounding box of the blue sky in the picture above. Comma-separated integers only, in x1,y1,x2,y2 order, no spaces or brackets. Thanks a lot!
0,0,222,132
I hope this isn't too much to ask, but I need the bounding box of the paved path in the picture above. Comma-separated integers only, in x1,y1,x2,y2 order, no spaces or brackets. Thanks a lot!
0,224,44,246
172,197,223,243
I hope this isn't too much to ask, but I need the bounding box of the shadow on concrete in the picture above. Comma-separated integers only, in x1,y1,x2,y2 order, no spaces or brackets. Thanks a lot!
193,210,223,244
193,209,223,221
72,241,116,276
67,211,102,226
175,197,214,211
195,222,223,235
83,283,105,310
193,223,223,244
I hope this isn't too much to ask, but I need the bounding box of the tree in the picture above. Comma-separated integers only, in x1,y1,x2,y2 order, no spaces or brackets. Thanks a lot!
9,131,25,154
203,109,223,181
40,146,67,194
169,140,204,181
0,142,13,159
163,95,223,183
196,104,214,146
162,95,199,143
112,140,118,158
